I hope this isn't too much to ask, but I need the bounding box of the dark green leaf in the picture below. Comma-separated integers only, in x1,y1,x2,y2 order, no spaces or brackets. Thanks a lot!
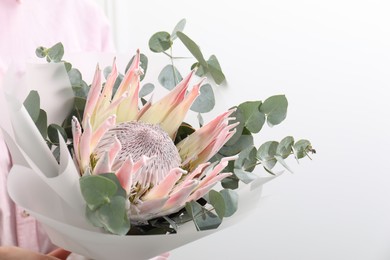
219,134,254,156
158,65,183,90
79,175,117,207
47,42,64,62
221,176,239,190
47,124,67,144
190,84,215,113
149,32,172,53
176,31,208,68
260,95,288,127
24,90,40,122
209,190,225,219
220,189,238,217
171,18,186,40
36,109,48,139
207,55,225,85
174,123,195,144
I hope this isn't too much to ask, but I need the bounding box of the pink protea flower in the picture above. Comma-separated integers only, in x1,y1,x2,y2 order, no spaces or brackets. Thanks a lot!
72,51,238,223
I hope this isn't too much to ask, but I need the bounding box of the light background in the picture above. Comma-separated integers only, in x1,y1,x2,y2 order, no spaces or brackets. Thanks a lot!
94,1,390,259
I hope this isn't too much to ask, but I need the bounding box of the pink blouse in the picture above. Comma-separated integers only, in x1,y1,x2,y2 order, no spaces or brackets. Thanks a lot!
0,0,115,253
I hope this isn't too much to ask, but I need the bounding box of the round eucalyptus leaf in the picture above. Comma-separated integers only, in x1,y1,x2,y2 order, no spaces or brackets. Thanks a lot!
234,146,257,172
209,190,226,219
233,168,258,184
139,83,155,98
219,133,254,156
293,139,312,159
277,136,294,158
96,196,130,235
220,189,239,217
68,68,83,87
221,177,239,190
35,46,47,58
79,175,118,207
260,95,288,127
158,64,183,90
257,141,279,170
23,90,40,122
47,42,64,62
171,18,186,40
149,31,172,53
238,101,265,133
190,84,215,113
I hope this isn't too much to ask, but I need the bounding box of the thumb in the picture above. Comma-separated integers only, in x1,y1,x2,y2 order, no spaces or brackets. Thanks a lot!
47,248,72,260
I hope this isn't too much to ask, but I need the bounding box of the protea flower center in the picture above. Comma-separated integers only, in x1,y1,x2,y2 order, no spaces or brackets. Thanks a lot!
96,121,181,187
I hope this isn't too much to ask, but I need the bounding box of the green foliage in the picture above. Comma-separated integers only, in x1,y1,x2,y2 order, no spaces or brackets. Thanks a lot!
149,32,173,53
80,173,130,235
158,64,183,90
190,83,215,113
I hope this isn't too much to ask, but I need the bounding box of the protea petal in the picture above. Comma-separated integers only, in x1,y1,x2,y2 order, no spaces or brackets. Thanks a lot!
159,82,202,138
83,65,102,127
162,180,199,212
90,115,116,151
71,116,82,164
78,117,92,172
93,152,111,175
143,168,185,200
136,197,168,217
138,71,194,124
95,59,118,117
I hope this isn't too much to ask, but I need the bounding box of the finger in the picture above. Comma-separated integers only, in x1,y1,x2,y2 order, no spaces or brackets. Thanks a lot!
47,248,71,260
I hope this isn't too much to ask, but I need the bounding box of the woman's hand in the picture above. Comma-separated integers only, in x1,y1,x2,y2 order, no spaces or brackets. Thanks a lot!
0,246,71,260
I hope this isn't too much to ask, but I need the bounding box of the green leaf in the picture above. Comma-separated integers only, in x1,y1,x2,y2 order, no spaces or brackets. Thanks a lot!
238,101,265,133
35,46,47,58
185,201,222,231
174,123,195,144
99,173,126,198
219,134,254,156
24,90,40,122
158,65,183,90
47,42,64,62
86,206,105,228
95,196,130,235
221,177,239,190
234,146,257,172
293,139,312,159
63,61,72,72
176,31,208,68
195,63,208,77
260,95,288,127
277,136,294,159
207,55,225,85
209,190,226,219
274,155,294,173
257,141,279,170
139,83,155,98
233,168,258,184
190,84,215,113
47,124,67,144
171,18,186,40
220,189,239,217
36,109,48,139
79,175,118,207
149,31,173,53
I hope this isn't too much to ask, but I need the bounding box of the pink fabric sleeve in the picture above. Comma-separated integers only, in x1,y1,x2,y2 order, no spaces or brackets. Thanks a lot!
0,0,115,253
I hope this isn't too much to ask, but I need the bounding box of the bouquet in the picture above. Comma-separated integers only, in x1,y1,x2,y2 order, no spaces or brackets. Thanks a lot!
1,19,314,259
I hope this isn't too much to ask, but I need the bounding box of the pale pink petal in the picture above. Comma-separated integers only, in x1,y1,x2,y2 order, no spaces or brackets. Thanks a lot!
138,197,168,215
90,115,116,151
93,152,111,175
79,117,92,172
95,59,118,114
115,156,134,194
71,116,82,163
144,168,185,200
162,180,198,211
83,65,102,127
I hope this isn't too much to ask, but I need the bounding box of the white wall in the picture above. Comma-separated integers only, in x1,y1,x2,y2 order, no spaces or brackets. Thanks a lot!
94,1,390,259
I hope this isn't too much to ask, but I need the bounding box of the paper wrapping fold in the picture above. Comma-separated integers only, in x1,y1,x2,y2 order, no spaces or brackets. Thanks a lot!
1,62,278,260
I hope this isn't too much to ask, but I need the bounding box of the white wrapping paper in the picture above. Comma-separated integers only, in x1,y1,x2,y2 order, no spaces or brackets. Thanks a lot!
1,62,278,260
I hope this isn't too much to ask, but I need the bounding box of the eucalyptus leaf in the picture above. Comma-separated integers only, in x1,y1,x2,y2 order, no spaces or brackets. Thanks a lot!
260,95,288,127
79,175,118,207
207,55,225,85
149,31,172,53
47,42,64,62
190,84,215,113
36,109,48,139
257,141,279,170
185,201,222,231
293,139,312,159
95,196,130,235
171,18,186,40
209,190,226,219
234,146,257,172
139,83,155,98
195,63,207,77
158,65,183,90
35,46,47,58
99,173,126,198
47,124,67,144
238,101,265,133
220,189,239,217
221,176,239,190
176,31,208,68
277,136,294,159
219,134,253,156
24,90,40,122
233,168,258,184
